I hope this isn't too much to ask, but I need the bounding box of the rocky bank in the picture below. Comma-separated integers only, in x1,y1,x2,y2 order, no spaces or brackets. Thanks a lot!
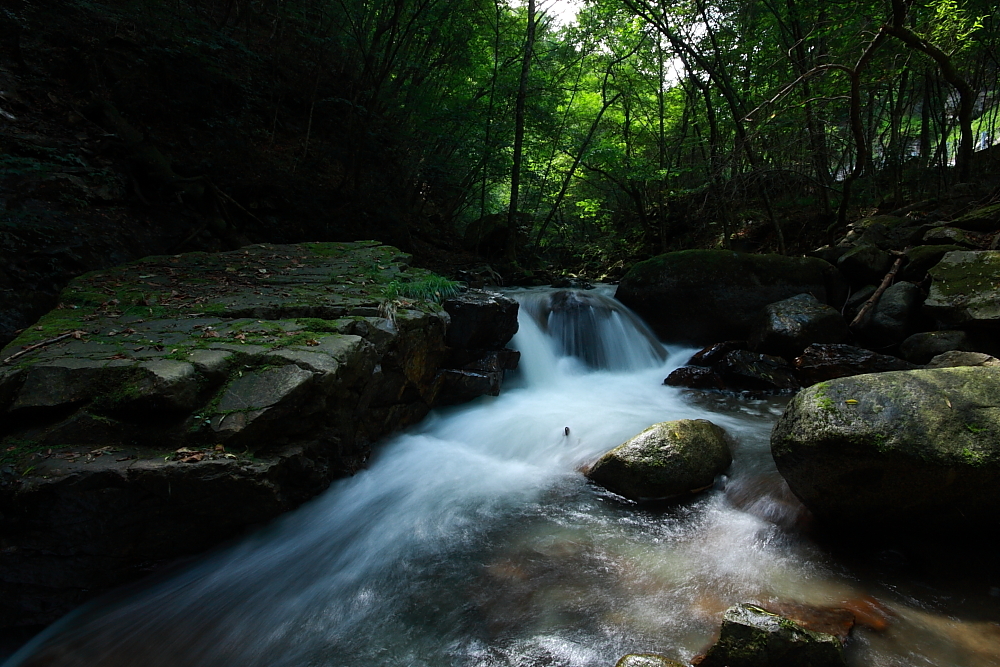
0,241,519,628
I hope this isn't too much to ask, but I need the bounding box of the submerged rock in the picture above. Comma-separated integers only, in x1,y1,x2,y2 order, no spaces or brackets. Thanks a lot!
586,419,731,501
696,603,847,667
615,250,844,343
771,367,1000,529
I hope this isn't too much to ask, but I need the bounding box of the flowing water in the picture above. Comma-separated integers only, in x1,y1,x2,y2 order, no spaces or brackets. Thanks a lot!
5,287,999,667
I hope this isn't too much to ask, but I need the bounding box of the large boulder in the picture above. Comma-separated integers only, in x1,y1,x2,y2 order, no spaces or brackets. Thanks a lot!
749,293,850,358
924,251,1000,329
771,367,1000,529
615,251,844,344
585,419,731,501
899,244,965,282
696,603,847,667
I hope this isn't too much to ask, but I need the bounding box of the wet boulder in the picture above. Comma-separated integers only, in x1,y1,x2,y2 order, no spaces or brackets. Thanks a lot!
771,367,1000,529
666,345,799,394
687,340,748,366
924,251,1000,328
793,344,918,385
442,290,518,351
586,419,731,501
749,293,850,358
696,603,847,667
854,281,925,347
899,330,974,364
718,350,800,392
664,365,725,390
615,250,844,343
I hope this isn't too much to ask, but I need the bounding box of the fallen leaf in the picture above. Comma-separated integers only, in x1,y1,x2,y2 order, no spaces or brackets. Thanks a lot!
306,339,320,346
202,330,221,338
180,454,204,463
845,399,858,405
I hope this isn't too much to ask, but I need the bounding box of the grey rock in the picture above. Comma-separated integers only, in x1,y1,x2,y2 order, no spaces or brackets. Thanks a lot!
771,367,1000,527
443,290,519,350
11,359,135,411
858,281,925,346
697,603,846,667
749,293,850,358
215,364,313,413
186,349,233,381
139,359,200,411
926,350,1000,368
922,226,976,247
586,419,731,501
900,330,974,364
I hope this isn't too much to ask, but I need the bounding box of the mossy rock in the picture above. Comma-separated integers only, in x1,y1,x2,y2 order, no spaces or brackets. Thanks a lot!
771,367,1000,528
586,419,731,501
900,244,965,282
697,603,846,667
949,203,1000,232
615,251,844,344
924,251,1000,327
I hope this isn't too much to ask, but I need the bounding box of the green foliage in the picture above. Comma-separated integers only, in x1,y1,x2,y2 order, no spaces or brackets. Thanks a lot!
382,276,463,304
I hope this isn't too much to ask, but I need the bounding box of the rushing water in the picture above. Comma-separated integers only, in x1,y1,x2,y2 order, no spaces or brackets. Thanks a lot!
5,287,1000,667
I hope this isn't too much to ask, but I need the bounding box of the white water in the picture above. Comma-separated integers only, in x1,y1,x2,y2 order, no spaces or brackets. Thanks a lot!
6,288,1000,667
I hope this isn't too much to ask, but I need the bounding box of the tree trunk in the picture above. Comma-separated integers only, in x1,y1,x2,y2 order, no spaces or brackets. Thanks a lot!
506,0,536,264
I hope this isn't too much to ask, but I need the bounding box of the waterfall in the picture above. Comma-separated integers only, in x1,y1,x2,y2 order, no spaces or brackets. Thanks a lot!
4,289,994,667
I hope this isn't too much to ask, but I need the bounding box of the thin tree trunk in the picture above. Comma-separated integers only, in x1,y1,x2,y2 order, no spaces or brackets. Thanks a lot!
506,0,536,264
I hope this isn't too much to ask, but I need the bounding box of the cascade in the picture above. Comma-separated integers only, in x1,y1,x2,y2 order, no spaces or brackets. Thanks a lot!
4,288,996,667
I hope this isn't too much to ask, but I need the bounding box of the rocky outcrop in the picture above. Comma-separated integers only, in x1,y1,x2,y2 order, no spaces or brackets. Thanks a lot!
695,603,847,667
770,367,1000,529
585,419,731,501
614,251,844,343
749,293,850,358
0,242,519,628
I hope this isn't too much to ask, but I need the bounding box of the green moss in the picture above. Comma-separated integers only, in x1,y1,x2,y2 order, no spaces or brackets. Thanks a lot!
296,318,344,333
965,422,987,434
0,437,46,466
928,251,1000,298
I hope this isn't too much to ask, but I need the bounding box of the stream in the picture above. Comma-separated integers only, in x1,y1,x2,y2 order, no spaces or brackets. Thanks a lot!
4,286,999,667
